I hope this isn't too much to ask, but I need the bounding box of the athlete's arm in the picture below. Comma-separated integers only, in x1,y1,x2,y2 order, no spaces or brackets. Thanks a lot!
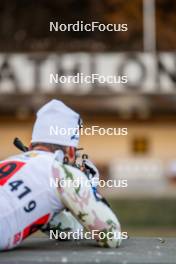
52,161,121,248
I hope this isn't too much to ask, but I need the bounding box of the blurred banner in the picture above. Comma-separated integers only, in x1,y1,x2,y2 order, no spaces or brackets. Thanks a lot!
0,53,175,94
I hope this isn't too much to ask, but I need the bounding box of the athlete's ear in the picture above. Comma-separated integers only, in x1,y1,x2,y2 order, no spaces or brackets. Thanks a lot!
64,146,76,165
68,147,76,160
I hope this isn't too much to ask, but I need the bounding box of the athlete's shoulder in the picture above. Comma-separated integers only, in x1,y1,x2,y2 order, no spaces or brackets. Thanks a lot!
6,150,54,165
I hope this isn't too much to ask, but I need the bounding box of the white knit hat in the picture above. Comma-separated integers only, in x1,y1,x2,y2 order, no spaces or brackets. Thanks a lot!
31,99,80,147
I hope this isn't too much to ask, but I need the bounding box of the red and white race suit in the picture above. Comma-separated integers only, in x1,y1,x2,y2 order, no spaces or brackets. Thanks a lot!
0,150,64,250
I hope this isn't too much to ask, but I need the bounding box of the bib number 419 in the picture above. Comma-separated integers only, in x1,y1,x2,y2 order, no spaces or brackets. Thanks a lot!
9,180,37,213
0,161,37,213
